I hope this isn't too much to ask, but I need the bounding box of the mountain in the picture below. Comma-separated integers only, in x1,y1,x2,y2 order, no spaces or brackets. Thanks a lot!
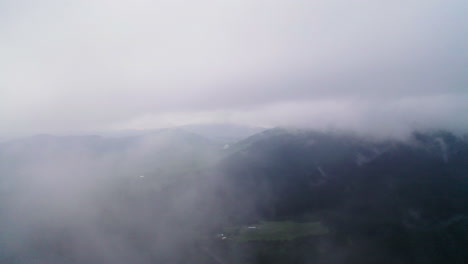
180,123,266,143
94,123,265,144
207,128,468,263
0,128,466,264
217,128,467,215
0,128,230,263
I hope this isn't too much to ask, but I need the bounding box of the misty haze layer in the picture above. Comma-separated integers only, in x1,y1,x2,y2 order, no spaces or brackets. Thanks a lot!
1,0,467,138
0,127,467,263
1,0,467,263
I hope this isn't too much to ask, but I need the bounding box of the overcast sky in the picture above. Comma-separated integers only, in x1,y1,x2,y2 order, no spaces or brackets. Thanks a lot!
1,0,467,137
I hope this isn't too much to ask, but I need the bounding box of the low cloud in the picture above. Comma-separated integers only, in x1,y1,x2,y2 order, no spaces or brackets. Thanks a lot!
1,0,466,137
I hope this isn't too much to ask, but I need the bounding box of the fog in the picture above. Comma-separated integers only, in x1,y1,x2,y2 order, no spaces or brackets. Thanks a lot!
0,131,234,263
1,1,467,263
1,0,467,138
2,127,466,263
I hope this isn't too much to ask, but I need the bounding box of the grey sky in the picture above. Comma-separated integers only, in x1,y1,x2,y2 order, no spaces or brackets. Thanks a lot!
1,0,467,137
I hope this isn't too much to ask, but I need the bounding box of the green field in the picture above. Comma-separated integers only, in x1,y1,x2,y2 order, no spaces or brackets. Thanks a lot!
226,221,329,242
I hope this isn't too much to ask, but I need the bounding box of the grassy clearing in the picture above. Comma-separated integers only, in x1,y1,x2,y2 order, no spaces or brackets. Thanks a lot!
227,221,329,242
